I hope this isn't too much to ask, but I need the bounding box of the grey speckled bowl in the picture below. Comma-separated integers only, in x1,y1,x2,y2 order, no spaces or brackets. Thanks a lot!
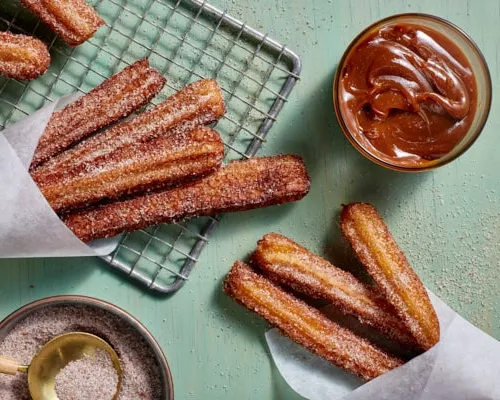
0,295,174,400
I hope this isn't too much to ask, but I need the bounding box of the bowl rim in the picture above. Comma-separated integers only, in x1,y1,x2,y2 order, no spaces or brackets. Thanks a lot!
333,12,493,172
0,295,174,400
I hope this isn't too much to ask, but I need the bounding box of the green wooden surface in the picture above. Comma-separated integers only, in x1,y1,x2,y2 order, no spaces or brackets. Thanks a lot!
1,0,499,399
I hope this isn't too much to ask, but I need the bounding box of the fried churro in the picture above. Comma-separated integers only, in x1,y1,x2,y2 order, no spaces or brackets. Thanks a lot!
31,59,166,169
252,233,419,350
20,0,104,46
224,261,403,381
63,155,310,242
340,203,440,351
35,79,225,178
0,32,50,80
34,127,224,213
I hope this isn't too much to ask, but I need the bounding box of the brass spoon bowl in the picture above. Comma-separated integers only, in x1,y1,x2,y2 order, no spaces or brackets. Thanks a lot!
0,332,122,400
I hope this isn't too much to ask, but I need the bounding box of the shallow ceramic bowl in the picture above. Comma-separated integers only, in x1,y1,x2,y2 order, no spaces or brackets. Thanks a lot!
0,295,174,400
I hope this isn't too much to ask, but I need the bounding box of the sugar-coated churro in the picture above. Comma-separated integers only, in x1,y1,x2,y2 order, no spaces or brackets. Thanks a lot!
35,79,225,178
31,59,166,169
340,203,440,351
63,155,310,242
0,32,50,80
34,127,224,213
20,0,104,46
252,233,420,350
223,261,404,381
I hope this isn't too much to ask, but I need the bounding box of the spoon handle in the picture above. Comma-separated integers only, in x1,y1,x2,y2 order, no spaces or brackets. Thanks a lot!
0,356,21,375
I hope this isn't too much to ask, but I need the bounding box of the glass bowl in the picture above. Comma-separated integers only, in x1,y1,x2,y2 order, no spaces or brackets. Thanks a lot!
333,13,492,172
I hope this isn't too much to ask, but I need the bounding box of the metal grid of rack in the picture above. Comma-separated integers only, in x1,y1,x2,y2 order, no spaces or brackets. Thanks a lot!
0,0,301,293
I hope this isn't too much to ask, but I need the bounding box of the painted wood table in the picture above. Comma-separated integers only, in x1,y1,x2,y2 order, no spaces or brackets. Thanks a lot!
0,0,498,399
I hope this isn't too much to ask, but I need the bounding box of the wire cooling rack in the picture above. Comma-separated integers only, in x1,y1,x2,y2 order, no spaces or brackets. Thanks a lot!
0,0,301,293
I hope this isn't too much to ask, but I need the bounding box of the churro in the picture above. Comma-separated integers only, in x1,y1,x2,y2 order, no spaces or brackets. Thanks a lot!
20,0,104,46
31,59,166,169
252,233,419,349
0,32,50,80
223,261,403,381
34,127,224,213
340,203,440,351
35,79,225,178
63,155,310,242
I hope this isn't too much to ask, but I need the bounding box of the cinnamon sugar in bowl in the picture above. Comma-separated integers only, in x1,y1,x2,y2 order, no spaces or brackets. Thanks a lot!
0,295,174,400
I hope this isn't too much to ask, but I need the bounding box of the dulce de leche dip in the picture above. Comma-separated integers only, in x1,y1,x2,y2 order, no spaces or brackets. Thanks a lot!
338,23,477,167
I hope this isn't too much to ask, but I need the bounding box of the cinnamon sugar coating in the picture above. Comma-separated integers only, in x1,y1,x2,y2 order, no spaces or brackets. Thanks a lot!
252,233,420,350
20,0,104,46
31,59,166,169
223,261,403,381
34,79,225,178
340,203,440,351
33,127,224,213
63,155,310,242
0,32,50,80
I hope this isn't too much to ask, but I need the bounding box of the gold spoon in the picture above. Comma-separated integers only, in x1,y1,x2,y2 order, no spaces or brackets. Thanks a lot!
0,332,122,400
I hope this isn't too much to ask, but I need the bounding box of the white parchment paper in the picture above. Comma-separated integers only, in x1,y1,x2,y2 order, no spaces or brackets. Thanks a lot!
0,96,119,258
266,292,500,400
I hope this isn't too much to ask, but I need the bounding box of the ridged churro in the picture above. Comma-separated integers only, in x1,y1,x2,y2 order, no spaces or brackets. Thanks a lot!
223,261,403,381
63,155,310,242
35,79,225,178
34,127,224,213
0,32,50,80
31,59,166,169
340,203,440,351
252,233,419,350
20,0,104,46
